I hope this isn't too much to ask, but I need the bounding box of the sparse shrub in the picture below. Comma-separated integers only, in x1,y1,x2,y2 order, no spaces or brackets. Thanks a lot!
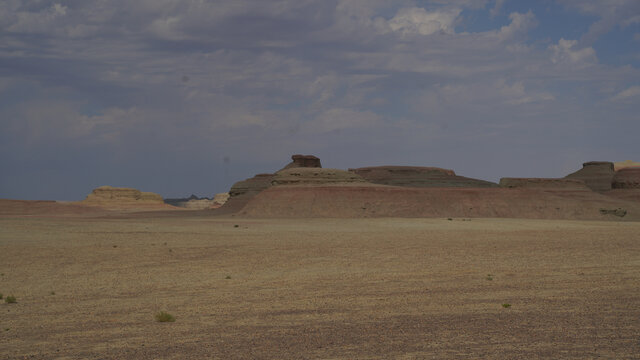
50,291,55,295
234,224,239,228
447,218,453,221
502,303,511,308
5,295,17,304
225,275,232,279
155,311,175,322
0,293,3,299
486,274,493,281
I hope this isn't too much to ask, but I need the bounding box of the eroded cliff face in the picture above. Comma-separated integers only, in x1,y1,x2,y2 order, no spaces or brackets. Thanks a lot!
278,154,322,171
612,168,640,189
273,168,366,186
84,186,164,203
349,166,498,188
614,160,640,171
564,161,615,192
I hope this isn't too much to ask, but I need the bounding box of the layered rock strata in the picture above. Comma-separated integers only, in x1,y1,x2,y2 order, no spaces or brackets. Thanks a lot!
612,168,640,189
273,168,367,186
349,166,498,188
84,186,164,203
614,160,640,171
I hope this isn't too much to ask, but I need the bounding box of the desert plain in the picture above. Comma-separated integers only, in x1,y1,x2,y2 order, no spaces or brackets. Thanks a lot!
1,210,639,359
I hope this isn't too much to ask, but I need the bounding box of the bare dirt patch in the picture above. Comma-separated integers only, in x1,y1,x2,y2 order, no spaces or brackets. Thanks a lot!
1,215,639,359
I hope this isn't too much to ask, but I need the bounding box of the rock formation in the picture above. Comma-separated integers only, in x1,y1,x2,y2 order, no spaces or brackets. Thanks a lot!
278,154,322,171
220,173,276,213
564,161,615,192
213,193,230,206
612,168,640,189
349,166,498,188
499,178,589,190
84,186,164,203
614,160,640,171
273,168,367,186
239,185,640,221
229,173,275,197
219,154,323,213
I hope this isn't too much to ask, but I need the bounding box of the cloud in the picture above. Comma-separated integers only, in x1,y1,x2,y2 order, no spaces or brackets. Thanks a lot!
304,108,384,133
549,38,597,65
559,0,640,45
0,0,639,199
388,7,461,36
610,86,640,102
490,0,507,18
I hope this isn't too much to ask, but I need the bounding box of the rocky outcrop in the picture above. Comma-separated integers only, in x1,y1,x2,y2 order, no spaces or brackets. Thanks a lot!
612,168,640,189
349,166,498,188
229,174,275,197
273,168,367,186
219,173,276,214
84,186,164,203
213,193,230,206
219,154,323,213
499,178,589,190
164,193,229,209
564,161,615,192
614,160,640,171
278,154,322,171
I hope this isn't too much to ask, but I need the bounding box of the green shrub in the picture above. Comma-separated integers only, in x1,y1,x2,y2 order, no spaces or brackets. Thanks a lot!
155,311,175,322
501,303,511,308
5,295,17,304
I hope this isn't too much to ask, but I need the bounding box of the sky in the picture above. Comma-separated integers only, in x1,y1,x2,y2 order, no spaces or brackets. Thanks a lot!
1,0,639,200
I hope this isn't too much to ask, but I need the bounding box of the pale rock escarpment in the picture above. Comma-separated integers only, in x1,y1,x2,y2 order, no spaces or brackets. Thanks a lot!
614,160,640,171
213,192,230,206
273,168,367,186
84,186,164,203
349,166,498,188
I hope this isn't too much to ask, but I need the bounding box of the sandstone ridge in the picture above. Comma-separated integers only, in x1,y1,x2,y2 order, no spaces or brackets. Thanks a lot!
349,166,498,188
273,168,367,186
84,186,164,203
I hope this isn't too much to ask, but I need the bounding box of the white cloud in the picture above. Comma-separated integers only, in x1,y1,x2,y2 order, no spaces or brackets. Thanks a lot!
496,11,537,41
388,7,461,36
549,38,597,65
6,3,68,34
610,86,640,102
559,0,640,45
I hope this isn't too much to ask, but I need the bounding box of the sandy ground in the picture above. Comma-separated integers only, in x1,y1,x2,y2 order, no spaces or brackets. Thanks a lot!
1,214,639,359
